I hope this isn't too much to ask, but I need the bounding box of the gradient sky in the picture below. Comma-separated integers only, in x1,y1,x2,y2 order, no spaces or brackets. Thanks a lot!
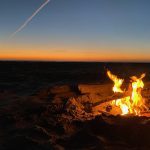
0,0,150,61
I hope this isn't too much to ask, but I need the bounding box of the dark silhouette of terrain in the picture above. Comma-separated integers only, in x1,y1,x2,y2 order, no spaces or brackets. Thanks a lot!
0,61,150,150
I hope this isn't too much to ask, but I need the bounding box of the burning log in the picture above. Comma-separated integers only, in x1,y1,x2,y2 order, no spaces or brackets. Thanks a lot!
77,71,150,116
92,92,130,107
78,84,150,105
78,83,131,107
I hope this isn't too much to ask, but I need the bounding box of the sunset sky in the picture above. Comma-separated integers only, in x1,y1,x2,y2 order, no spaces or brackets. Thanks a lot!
0,0,150,61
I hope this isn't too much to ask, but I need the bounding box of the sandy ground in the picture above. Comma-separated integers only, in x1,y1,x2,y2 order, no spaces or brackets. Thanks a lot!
0,62,150,150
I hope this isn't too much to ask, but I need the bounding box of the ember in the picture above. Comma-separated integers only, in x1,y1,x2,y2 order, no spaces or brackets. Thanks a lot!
107,70,148,116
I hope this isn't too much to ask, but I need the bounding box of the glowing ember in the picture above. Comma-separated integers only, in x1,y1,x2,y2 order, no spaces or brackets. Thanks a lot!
107,70,147,116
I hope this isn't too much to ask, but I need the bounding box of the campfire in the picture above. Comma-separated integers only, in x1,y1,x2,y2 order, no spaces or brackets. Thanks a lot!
67,70,150,120
107,70,148,116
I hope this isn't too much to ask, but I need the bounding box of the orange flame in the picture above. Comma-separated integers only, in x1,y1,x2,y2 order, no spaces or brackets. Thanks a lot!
107,70,124,93
107,70,147,116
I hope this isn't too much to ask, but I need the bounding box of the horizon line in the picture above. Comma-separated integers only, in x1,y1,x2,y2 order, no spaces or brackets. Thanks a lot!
0,59,150,63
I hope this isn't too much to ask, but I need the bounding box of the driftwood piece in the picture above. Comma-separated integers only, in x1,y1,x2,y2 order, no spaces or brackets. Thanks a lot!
78,84,113,96
73,92,130,107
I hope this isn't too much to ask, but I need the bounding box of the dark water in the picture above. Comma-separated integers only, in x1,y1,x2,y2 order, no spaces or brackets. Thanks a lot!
0,61,150,94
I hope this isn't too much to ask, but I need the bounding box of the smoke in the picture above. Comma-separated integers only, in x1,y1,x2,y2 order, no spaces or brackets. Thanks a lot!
9,0,50,39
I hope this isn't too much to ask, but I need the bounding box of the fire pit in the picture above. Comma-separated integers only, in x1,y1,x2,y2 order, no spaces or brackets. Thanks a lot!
106,70,149,116
67,70,150,120
64,71,150,149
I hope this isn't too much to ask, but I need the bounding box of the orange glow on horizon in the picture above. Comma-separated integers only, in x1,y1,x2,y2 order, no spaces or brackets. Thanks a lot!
1,43,150,62
1,52,150,62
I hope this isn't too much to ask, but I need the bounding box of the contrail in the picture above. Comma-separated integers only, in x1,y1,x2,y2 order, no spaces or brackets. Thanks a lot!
9,0,50,39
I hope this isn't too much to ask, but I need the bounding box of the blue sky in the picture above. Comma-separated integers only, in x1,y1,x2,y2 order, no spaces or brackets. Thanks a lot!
0,0,150,61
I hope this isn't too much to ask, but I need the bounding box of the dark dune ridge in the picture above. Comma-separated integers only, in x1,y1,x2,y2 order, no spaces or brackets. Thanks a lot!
0,61,150,150
0,61,150,94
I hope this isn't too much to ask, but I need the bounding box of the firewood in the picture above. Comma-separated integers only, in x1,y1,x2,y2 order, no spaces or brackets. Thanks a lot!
78,84,113,96
92,92,130,107
78,83,150,109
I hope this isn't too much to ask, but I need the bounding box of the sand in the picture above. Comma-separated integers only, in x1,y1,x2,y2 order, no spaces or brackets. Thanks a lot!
0,61,150,150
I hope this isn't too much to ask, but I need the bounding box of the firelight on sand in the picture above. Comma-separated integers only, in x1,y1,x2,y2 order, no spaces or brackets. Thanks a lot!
107,70,148,116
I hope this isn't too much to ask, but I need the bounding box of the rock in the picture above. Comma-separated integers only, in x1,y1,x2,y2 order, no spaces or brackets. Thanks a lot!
53,91,76,101
66,98,84,114
77,94,104,104
50,85,71,94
